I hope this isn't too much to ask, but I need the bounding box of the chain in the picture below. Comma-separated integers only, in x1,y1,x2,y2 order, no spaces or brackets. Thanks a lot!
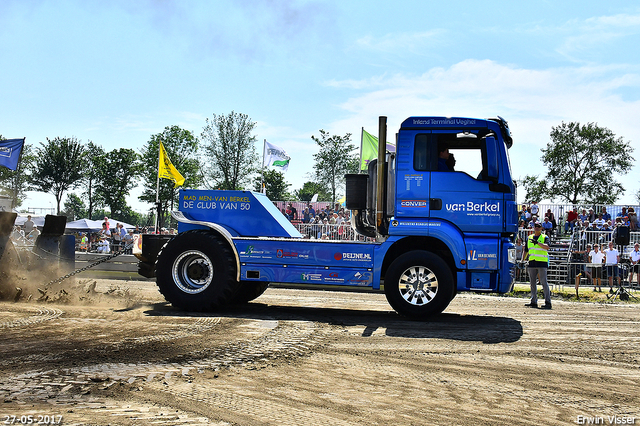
43,242,135,287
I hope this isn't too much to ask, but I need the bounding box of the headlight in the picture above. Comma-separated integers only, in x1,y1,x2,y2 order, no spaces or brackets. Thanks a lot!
508,247,517,264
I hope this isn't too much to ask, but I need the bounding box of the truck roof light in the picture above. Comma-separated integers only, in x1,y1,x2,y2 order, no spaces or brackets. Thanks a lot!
457,132,477,138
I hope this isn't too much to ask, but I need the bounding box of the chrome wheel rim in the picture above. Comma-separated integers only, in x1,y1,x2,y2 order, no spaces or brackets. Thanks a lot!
398,265,438,306
172,250,214,294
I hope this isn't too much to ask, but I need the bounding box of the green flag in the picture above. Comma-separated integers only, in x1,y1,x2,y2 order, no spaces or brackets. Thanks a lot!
361,129,378,171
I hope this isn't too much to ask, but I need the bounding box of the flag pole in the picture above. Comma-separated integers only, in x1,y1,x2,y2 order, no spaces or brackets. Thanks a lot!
360,127,364,172
262,139,266,193
13,137,26,210
155,143,161,233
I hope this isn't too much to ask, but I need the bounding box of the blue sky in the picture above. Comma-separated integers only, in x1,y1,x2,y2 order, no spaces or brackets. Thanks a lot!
2,0,639,214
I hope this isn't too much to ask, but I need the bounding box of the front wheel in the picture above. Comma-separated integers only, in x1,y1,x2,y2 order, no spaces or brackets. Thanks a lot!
384,251,455,319
156,230,239,311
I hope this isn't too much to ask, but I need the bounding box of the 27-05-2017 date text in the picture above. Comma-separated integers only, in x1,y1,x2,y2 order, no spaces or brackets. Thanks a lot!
2,415,63,425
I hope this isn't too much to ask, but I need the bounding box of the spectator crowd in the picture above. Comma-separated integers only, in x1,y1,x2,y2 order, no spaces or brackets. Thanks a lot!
519,203,638,238
274,201,369,241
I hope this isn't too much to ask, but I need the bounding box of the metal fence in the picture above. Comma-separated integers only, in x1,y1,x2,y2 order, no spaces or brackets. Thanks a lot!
292,222,373,242
516,227,640,288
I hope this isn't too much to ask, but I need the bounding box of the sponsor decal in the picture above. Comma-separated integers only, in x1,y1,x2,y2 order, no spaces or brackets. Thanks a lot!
468,250,497,261
301,273,322,281
240,246,272,259
412,118,477,126
401,200,427,208
240,245,265,256
340,252,372,261
324,272,344,283
349,271,373,285
277,249,303,258
444,201,501,218
446,201,500,213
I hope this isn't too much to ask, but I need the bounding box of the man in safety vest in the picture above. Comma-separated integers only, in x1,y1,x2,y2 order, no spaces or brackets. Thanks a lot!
522,222,552,309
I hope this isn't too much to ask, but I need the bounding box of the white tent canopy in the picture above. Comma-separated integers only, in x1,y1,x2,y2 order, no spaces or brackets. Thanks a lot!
65,218,136,232
14,214,46,228
12,214,136,233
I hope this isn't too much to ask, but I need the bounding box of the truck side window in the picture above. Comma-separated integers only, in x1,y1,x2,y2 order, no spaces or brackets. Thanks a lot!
431,133,487,180
413,133,490,180
413,134,429,171
447,144,485,180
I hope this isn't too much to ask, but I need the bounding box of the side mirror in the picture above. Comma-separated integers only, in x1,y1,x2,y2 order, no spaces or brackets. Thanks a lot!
484,136,499,182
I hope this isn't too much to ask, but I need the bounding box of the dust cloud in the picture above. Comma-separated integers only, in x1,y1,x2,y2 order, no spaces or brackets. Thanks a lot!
0,244,142,309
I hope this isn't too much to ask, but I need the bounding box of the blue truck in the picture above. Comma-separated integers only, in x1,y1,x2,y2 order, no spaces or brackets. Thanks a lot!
134,116,518,319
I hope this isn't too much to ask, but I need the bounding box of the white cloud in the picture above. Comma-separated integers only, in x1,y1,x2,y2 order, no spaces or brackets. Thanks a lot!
325,59,640,203
585,13,640,28
556,13,640,63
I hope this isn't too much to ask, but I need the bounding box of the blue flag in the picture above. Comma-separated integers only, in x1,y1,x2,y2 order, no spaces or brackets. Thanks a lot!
0,138,25,171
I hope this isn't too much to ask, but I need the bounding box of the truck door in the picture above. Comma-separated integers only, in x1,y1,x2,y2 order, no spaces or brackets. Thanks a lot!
394,130,431,219
427,132,504,233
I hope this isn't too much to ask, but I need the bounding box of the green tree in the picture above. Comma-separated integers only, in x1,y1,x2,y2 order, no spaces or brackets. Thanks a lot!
139,126,203,226
116,205,145,227
0,138,35,209
95,148,143,221
90,208,111,221
311,130,359,204
520,122,634,205
81,141,106,219
201,111,259,190
253,168,292,200
61,192,87,220
30,137,86,214
293,181,332,202
518,175,547,204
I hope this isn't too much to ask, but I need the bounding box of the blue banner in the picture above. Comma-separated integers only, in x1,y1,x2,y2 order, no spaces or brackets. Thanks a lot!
0,138,25,171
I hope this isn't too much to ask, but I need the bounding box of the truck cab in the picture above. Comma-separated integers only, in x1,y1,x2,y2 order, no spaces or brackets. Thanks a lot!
346,117,517,310
395,116,517,235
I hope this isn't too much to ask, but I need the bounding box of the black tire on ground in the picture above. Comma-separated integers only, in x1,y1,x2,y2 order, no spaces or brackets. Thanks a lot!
231,281,269,304
155,229,240,311
384,250,455,320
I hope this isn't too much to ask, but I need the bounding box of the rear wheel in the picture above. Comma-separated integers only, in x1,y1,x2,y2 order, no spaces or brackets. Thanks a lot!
384,251,455,319
156,230,239,311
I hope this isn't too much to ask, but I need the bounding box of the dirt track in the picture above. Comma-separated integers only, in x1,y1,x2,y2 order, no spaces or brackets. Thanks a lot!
1,280,639,426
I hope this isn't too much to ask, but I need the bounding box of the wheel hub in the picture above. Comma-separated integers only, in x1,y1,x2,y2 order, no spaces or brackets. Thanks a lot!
399,265,438,306
187,262,207,280
172,250,214,294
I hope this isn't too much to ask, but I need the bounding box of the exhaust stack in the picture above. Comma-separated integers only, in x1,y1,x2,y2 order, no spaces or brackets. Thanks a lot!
376,116,387,238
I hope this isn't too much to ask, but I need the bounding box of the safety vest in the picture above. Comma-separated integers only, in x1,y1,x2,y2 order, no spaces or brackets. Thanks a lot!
527,234,548,263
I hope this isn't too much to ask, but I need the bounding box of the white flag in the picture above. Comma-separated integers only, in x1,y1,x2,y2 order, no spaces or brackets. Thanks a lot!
263,140,290,172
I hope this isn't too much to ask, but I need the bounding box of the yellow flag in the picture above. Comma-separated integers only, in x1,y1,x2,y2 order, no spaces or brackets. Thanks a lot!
158,142,185,187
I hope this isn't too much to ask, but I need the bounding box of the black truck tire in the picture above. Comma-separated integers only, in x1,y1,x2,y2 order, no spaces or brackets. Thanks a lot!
155,230,240,311
384,250,455,320
231,281,269,304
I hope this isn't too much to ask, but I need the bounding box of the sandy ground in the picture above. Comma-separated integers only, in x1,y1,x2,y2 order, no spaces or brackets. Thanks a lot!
0,278,639,426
